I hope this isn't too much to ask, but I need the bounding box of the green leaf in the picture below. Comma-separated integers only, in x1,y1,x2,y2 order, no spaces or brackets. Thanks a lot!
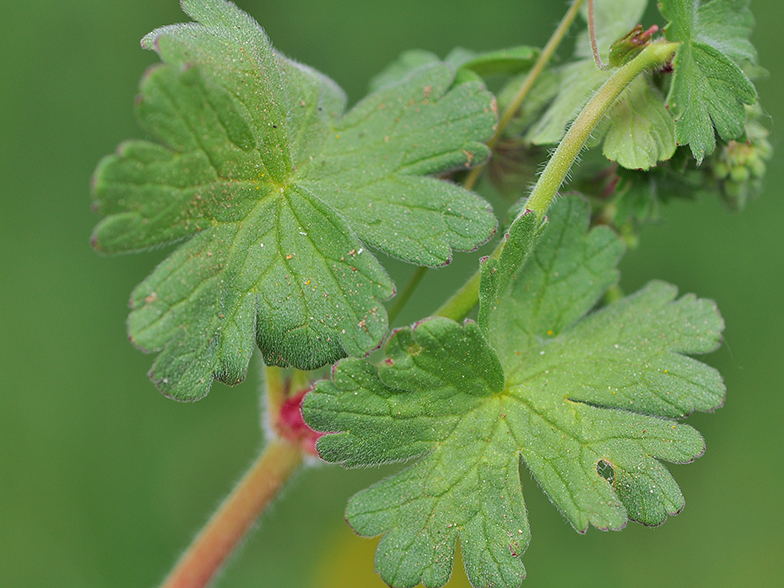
368,50,440,93
304,197,725,588
602,76,676,170
446,46,539,77
305,318,526,588
477,208,541,335
91,0,497,399
369,46,539,94
660,0,758,163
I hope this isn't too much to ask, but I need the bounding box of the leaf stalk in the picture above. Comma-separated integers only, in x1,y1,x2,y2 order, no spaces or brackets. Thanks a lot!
418,0,588,323
388,266,428,324
434,271,483,322
587,0,611,70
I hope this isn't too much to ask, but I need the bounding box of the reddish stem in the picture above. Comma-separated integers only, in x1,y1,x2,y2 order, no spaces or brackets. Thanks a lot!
588,0,609,70
159,439,303,588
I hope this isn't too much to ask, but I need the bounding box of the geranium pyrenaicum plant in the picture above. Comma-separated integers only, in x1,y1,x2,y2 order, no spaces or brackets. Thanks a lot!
92,1,765,587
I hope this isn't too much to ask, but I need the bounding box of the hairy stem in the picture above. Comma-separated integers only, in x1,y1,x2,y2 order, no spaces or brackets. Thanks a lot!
464,0,585,190
587,0,611,70
438,41,679,323
264,365,287,428
435,271,482,322
525,40,678,219
159,439,303,588
407,1,587,322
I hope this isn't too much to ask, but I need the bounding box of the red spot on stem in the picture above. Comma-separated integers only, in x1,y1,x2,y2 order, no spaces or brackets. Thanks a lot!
278,389,323,456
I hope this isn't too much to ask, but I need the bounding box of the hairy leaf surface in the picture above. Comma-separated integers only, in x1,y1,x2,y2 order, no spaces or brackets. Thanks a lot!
304,198,725,588
91,0,497,399
660,0,758,162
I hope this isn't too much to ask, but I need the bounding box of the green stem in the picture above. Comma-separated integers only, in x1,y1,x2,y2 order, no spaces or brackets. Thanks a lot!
464,0,585,191
159,439,303,588
410,1,587,322
439,41,679,323
525,40,679,220
435,271,482,322
264,365,287,427
388,266,427,324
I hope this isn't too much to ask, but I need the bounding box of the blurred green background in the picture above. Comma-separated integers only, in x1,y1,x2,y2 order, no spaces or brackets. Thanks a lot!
1,0,782,586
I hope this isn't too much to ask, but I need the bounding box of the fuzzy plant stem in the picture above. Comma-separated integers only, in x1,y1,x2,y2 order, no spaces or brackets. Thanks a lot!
587,0,611,70
159,438,303,588
524,40,679,219
438,41,679,322
423,1,587,323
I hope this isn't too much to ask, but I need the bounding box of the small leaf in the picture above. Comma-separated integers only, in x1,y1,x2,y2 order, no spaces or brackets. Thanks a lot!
609,24,660,68
484,196,625,370
660,0,758,163
603,76,677,170
304,197,725,588
446,46,540,77
368,50,440,93
577,0,650,61
92,0,497,399
369,46,539,95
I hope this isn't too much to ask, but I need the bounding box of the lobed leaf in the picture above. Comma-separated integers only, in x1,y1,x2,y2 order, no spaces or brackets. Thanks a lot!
660,0,758,163
305,318,527,588
304,197,725,587
91,0,497,399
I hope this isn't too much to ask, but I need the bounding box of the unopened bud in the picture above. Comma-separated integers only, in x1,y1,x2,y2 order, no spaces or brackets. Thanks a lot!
609,24,659,67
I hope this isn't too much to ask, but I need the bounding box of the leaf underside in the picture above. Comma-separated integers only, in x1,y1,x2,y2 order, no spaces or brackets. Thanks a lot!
304,197,725,588
91,0,498,399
